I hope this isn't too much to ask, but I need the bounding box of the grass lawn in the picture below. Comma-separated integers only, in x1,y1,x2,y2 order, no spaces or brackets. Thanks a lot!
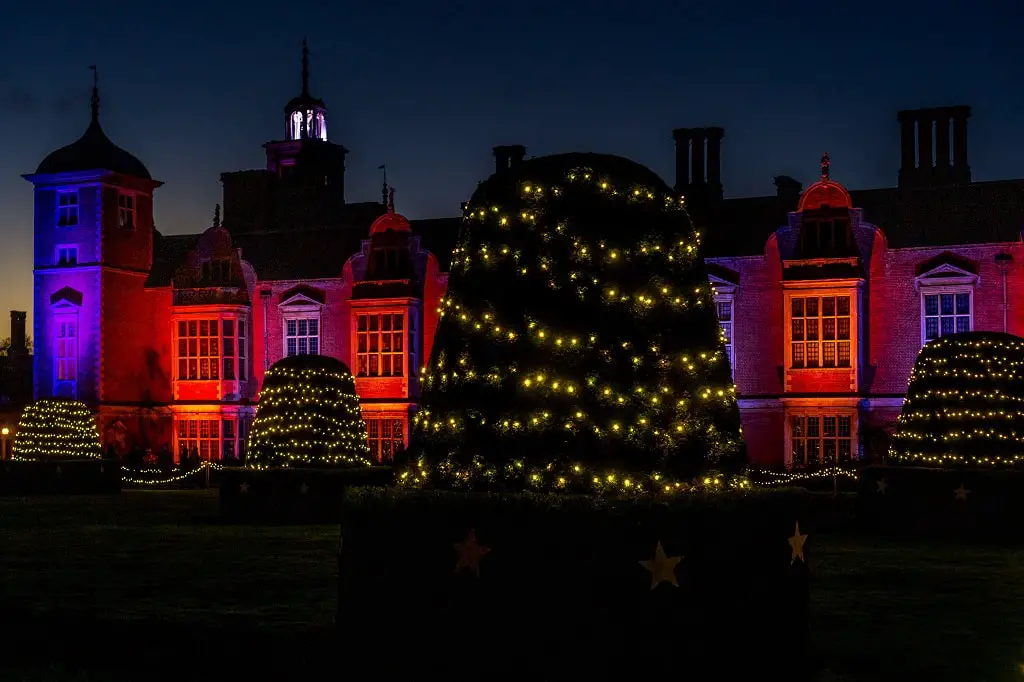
2,490,1024,680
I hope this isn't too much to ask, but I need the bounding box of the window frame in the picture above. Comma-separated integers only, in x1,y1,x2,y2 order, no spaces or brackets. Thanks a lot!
175,416,244,463
54,313,79,398
364,416,406,462
117,192,136,230
786,409,858,469
283,312,321,358
355,311,407,378
56,190,79,228
789,294,853,370
920,286,973,346
712,284,735,378
55,244,79,266
173,313,249,383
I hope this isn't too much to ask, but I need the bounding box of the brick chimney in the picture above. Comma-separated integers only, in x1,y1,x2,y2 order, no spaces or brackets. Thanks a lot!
671,127,724,201
493,145,526,175
898,106,972,188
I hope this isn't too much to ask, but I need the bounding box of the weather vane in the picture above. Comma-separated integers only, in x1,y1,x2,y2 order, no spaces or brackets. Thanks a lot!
821,152,831,181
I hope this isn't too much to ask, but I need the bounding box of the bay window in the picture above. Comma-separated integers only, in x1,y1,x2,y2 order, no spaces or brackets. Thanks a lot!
356,313,406,377
790,295,851,369
175,315,248,382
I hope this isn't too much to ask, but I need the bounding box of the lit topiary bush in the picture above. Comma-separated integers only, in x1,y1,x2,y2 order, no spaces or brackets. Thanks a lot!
247,354,372,468
13,398,102,459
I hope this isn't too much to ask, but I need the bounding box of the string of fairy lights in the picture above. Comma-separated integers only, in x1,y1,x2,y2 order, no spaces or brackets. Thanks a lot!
247,363,372,468
12,398,102,459
891,334,1024,467
403,164,744,492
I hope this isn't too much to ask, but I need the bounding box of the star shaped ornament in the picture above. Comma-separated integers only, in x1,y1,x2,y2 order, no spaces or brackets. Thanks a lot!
299,482,309,495
954,484,970,501
453,529,490,577
239,482,250,494
639,541,682,590
788,521,808,565
876,478,888,494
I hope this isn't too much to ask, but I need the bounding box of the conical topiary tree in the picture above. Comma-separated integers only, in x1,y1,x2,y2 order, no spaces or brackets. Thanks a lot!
248,354,372,468
402,153,745,492
13,398,102,459
890,331,1024,467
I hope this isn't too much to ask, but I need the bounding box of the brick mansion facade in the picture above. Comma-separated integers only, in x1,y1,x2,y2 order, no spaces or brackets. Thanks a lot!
24,47,1024,467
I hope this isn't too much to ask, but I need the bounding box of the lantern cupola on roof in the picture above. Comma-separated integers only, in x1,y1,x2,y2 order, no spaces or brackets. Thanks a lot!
797,153,852,212
284,39,328,142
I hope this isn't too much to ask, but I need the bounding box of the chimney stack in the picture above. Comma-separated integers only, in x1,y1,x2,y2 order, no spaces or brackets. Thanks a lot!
671,126,724,201
493,145,526,175
9,311,26,367
774,176,803,206
898,106,972,188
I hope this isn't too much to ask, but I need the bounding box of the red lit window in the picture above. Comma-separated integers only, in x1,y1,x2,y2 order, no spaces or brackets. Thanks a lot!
176,317,248,381
365,417,405,462
790,414,853,468
177,418,241,462
790,296,851,369
356,313,405,377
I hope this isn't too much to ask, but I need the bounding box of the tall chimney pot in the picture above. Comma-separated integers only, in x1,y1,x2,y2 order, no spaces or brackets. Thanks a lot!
492,145,526,175
705,127,724,199
671,128,691,193
690,129,706,189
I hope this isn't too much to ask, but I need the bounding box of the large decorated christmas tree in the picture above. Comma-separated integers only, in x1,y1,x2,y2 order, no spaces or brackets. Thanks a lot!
401,153,745,491
247,354,372,468
890,331,1024,467
13,398,102,459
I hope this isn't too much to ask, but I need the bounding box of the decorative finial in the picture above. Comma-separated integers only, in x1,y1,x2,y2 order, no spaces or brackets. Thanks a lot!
821,152,831,182
388,187,396,213
88,65,99,123
213,204,221,229
301,38,310,97
379,164,388,205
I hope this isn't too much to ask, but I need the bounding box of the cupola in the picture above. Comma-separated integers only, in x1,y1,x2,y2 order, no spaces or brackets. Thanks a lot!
284,39,328,142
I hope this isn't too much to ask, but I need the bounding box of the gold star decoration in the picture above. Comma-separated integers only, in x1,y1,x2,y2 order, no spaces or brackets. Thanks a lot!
788,521,808,565
876,478,888,494
99,465,105,474
639,541,681,590
54,465,62,476
954,484,970,501
454,529,491,577
299,482,309,494
239,482,250,494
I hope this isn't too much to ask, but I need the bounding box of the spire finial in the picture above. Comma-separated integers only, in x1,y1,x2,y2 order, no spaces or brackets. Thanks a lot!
388,187,396,213
213,204,221,229
88,65,99,123
379,164,388,205
301,38,310,97
820,152,831,182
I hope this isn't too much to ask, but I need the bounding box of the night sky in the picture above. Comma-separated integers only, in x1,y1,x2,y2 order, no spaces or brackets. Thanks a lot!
1,0,1022,334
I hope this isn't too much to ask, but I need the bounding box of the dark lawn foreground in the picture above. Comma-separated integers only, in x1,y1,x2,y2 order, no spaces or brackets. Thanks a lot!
0,490,1023,680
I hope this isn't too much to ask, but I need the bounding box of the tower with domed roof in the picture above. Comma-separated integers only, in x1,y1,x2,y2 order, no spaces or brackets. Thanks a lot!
24,68,162,408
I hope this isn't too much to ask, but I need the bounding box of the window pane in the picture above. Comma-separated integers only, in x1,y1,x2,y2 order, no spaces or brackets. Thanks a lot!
837,296,850,316
838,416,851,437
287,319,297,336
806,319,819,341
792,319,804,341
823,318,836,340
310,338,319,355
223,319,234,336
298,319,308,336
822,297,835,316
941,317,955,336
956,316,970,333
956,293,970,315
924,295,938,316
792,299,804,318
925,317,939,340
806,344,819,367
308,319,318,335
837,318,850,340
940,294,954,315
806,298,818,317
838,342,851,367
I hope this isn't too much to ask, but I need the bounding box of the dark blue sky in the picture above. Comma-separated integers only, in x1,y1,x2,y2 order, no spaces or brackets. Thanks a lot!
1,0,1022,331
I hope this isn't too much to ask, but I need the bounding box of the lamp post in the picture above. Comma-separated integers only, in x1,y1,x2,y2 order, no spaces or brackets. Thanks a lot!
1,426,9,460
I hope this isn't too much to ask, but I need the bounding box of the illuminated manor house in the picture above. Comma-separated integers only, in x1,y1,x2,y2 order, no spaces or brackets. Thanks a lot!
27,49,456,462
25,49,1024,468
